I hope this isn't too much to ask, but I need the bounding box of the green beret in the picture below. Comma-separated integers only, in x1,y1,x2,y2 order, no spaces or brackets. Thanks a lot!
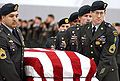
69,12,78,22
91,1,108,11
58,18,69,27
78,5,91,17
0,3,19,16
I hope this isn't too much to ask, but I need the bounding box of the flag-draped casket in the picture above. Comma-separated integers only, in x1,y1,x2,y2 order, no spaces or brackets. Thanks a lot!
24,48,98,81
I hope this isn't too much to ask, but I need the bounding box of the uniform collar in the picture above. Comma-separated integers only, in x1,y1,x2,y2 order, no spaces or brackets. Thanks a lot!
92,24,100,32
2,23,13,33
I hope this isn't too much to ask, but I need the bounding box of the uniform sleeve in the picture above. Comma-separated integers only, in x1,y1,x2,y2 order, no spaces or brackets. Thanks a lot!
96,30,119,80
77,28,83,53
0,36,21,81
45,38,51,48
65,29,71,50
55,33,61,49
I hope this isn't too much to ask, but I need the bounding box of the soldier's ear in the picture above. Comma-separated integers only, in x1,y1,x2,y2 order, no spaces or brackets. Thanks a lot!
1,16,5,20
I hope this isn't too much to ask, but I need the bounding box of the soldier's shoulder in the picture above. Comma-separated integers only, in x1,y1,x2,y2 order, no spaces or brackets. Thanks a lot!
104,22,115,30
104,22,118,36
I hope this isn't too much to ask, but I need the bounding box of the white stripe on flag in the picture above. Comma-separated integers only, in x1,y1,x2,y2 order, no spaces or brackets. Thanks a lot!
24,52,54,78
33,78,42,81
75,52,90,77
55,51,73,78
25,66,40,77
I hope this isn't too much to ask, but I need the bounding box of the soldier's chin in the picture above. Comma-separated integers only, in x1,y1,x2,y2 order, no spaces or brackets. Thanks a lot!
12,24,17,28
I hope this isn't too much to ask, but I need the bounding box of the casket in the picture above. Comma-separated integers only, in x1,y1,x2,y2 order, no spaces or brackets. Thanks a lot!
24,48,98,81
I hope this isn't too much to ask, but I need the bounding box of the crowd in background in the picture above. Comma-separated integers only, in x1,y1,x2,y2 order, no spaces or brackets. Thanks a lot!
17,14,58,48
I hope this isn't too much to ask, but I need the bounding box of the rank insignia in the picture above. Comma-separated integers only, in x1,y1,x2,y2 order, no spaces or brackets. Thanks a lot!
113,31,118,37
0,48,7,59
95,41,100,45
109,44,116,54
99,68,106,74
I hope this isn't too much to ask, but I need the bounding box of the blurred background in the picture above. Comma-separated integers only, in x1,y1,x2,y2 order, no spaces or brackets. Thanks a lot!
0,0,120,23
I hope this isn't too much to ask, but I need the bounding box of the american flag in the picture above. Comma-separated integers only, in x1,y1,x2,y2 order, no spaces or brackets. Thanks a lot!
24,48,98,81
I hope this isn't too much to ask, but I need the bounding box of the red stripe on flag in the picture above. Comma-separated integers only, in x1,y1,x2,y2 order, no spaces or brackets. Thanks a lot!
65,51,82,81
85,59,96,81
45,51,63,81
26,77,34,81
24,57,47,81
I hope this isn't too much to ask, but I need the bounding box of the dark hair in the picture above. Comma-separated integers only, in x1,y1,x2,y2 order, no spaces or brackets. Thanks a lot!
28,19,34,22
35,16,42,21
48,14,55,19
115,23,120,26
18,19,22,22
22,20,28,23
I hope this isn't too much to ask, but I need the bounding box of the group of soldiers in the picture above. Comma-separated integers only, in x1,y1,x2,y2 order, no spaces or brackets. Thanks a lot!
45,1,120,81
0,1,120,81
45,5,92,50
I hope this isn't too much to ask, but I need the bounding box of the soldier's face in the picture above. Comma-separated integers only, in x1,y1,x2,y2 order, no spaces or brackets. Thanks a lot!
79,13,92,26
59,24,70,31
2,11,19,29
70,19,79,26
91,10,106,25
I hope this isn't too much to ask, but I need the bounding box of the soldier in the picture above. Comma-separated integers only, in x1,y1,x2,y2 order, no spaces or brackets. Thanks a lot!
78,5,92,26
55,18,70,50
65,5,91,52
78,1,119,81
68,12,79,27
0,3,24,81
113,23,120,79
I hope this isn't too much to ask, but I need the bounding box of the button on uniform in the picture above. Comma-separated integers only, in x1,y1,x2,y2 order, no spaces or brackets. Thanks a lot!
91,51,93,54
2,77,6,81
12,48,15,51
111,68,114,71
90,45,93,47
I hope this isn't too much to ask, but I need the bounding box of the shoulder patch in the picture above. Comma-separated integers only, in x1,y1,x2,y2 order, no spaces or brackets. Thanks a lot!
0,48,7,59
109,44,116,54
113,31,118,37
